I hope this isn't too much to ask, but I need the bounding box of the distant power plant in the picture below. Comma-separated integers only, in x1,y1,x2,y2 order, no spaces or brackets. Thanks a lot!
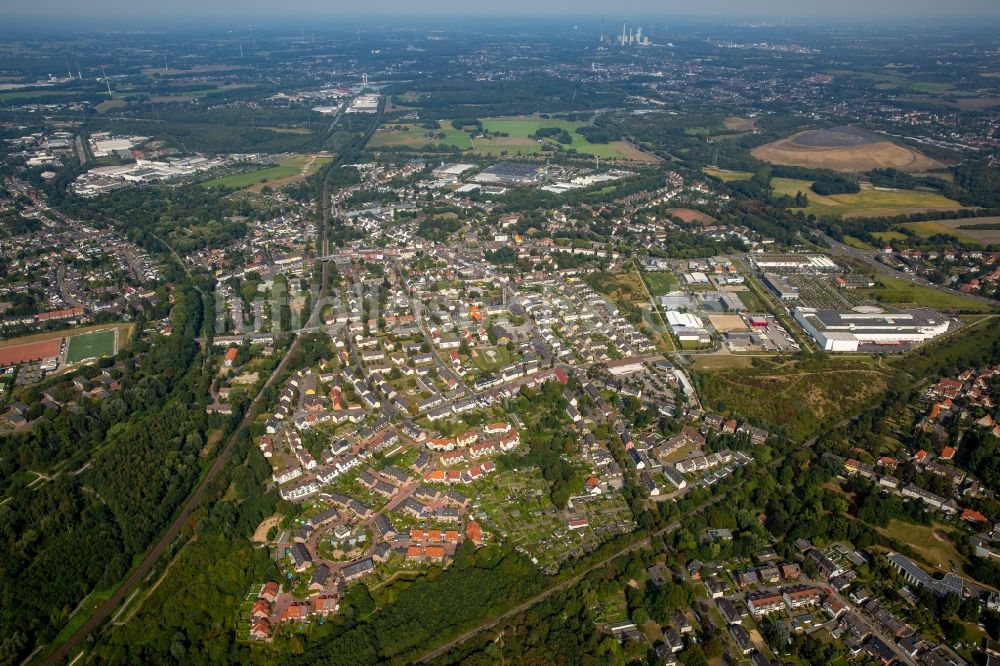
618,21,652,47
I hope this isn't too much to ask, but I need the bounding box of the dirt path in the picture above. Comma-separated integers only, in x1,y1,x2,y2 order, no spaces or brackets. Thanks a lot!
251,514,283,543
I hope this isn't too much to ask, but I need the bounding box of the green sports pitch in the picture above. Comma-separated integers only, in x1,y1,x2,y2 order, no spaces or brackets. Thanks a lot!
66,329,117,363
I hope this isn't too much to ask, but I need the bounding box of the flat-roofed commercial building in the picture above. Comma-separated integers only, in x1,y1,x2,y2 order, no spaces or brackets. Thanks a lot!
794,307,949,352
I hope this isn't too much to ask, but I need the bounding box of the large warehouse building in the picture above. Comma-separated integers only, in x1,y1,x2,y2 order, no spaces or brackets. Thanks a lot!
793,307,950,352
750,253,838,273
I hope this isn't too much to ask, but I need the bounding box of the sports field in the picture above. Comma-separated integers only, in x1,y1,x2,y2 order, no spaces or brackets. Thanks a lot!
0,338,62,367
368,118,657,161
666,208,717,225
66,329,117,363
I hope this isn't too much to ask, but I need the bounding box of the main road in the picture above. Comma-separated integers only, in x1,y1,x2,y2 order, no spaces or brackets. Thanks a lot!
817,230,1000,309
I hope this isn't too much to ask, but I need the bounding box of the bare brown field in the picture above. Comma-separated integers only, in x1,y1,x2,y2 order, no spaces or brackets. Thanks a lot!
708,314,748,332
611,141,661,163
667,208,717,225
752,128,942,173
723,116,757,132
691,352,756,371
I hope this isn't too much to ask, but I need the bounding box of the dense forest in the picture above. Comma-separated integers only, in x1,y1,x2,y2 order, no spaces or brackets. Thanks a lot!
0,285,222,665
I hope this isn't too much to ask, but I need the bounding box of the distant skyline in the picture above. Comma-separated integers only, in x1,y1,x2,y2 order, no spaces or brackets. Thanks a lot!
3,0,1000,23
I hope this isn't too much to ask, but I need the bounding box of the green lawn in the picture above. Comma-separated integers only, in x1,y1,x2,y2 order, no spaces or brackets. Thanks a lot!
862,276,993,311
470,346,512,373
876,520,965,570
66,329,116,363
842,235,874,250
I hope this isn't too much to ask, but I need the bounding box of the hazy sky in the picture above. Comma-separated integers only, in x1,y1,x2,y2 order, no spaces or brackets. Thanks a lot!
3,0,1000,21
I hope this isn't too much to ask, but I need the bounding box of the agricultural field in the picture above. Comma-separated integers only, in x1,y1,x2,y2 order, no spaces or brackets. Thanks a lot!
200,153,332,190
66,329,117,363
897,217,1000,245
96,99,127,113
690,352,756,371
368,118,657,162
0,90,79,102
753,126,942,172
696,358,894,440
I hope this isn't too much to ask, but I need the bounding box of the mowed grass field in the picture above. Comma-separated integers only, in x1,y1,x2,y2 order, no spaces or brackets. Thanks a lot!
774,178,964,218
898,217,1000,245
200,153,332,190
66,329,117,363
640,271,680,296
368,125,474,150
870,231,908,243
480,118,655,160
842,235,875,250
863,276,993,311
704,167,752,182
876,520,965,570
368,118,657,162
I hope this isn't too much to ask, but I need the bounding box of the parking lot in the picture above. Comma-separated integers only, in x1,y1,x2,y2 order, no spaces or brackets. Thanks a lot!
720,314,800,353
